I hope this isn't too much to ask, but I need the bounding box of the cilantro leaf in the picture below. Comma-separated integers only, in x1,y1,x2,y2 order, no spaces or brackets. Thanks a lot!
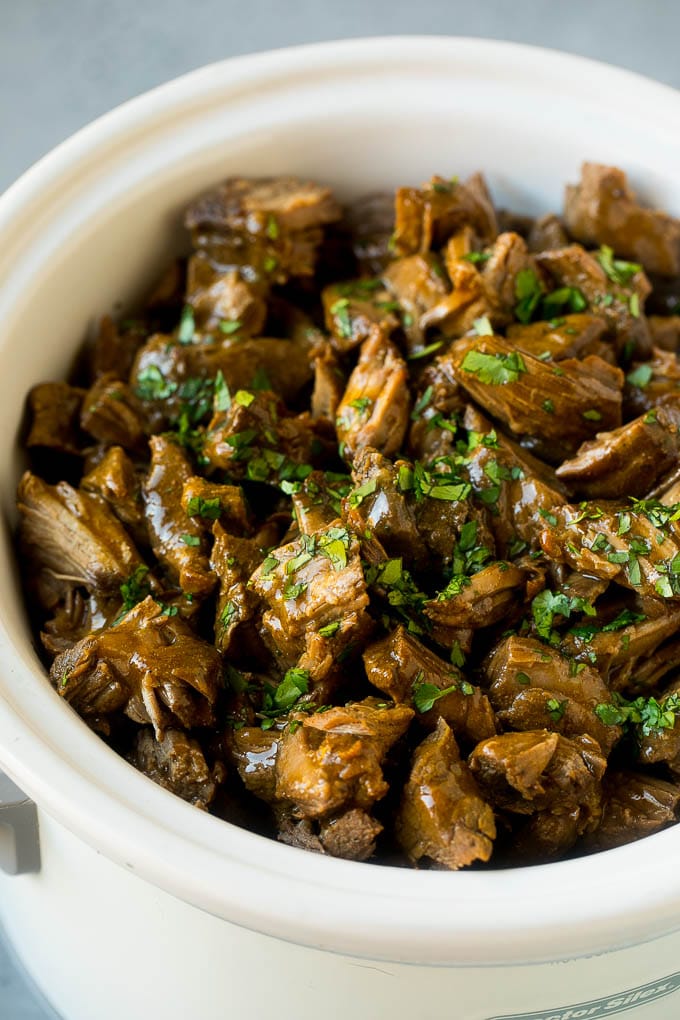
461,349,527,385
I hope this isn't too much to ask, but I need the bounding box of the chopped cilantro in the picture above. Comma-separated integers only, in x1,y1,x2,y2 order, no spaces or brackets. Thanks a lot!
473,316,493,336
412,680,458,713
318,621,341,638
283,580,307,600
546,697,568,722
542,399,555,414
135,365,178,402
461,348,527,385
595,691,680,736
214,370,231,412
349,396,373,415
258,668,311,729
411,385,434,421
582,409,602,421
408,339,445,360
348,477,377,509
627,363,653,389
514,268,544,323
219,600,239,631
596,245,641,286
318,527,351,571
330,297,353,339
119,565,151,616
178,304,196,344
186,496,221,519
532,589,595,644
180,533,200,547
461,251,491,265
541,286,587,317
219,319,242,335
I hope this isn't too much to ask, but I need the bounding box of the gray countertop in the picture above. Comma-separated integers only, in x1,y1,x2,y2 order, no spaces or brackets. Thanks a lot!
2,2,680,1017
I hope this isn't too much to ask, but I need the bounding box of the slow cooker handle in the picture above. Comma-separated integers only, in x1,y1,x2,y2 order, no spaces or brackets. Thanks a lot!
0,770,40,875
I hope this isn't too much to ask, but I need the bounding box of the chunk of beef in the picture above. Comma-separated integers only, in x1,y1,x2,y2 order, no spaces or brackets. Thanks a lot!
17,471,143,593
311,344,344,422
130,728,225,810
382,254,449,350
81,446,147,547
396,719,496,869
211,522,277,656
316,808,383,861
537,244,651,357
322,280,399,352
481,232,543,320
419,258,494,339
249,521,371,677
648,315,680,352
636,679,680,770
582,771,680,852
555,400,680,499
505,314,608,362
40,588,105,661
80,375,147,452
393,173,497,257
486,636,621,753
144,258,185,312
181,476,250,534
187,175,341,236
227,726,281,801
465,437,565,556
346,192,395,275
274,804,385,862
51,596,221,734
426,561,528,631
291,471,349,536
561,602,680,691
527,213,568,253
362,625,496,743
628,636,680,693
451,334,623,461
564,162,680,277
132,333,313,424
187,338,313,404
202,388,323,480
343,448,425,567
143,436,215,597
92,315,147,381
185,253,267,339
335,331,410,460
541,501,680,601
624,349,680,418
26,382,85,455
186,176,341,283
407,354,466,464
274,698,413,818
129,332,189,430
469,731,605,853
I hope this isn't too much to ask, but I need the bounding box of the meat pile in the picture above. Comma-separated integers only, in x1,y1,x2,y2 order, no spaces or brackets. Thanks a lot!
17,163,680,868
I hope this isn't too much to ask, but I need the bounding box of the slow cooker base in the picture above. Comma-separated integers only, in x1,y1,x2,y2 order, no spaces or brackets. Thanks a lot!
1,810,680,1020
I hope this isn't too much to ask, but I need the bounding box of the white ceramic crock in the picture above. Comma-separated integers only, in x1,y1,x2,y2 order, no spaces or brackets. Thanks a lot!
2,37,680,1020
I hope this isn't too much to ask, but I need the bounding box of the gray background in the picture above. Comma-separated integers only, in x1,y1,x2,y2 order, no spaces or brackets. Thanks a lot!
1,1,680,1016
